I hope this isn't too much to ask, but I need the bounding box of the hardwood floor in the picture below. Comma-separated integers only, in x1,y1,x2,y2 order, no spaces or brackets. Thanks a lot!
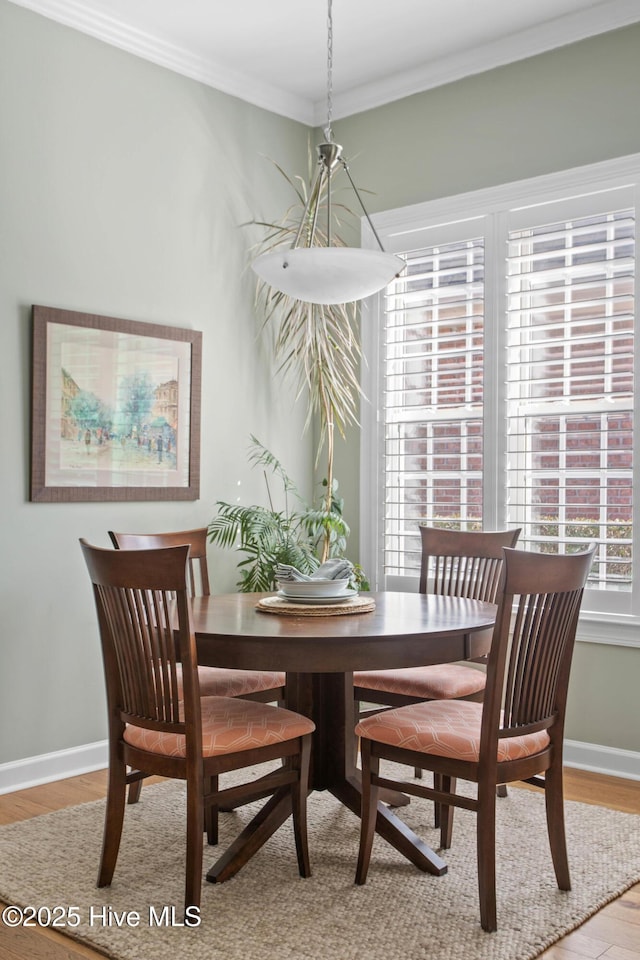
532,771,640,960
0,767,638,960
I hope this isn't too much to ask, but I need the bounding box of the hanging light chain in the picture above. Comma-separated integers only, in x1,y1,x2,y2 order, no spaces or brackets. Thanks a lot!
251,0,403,295
324,0,334,142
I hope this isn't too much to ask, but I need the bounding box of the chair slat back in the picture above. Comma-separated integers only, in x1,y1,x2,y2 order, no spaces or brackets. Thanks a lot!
81,541,201,739
419,527,521,602
109,528,210,597
483,547,594,750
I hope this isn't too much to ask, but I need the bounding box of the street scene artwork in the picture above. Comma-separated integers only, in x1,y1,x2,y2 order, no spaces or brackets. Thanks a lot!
31,307,202,501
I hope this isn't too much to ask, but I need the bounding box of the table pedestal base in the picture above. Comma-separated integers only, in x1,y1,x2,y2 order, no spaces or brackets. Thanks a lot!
206,669,447,883
205,778,446,884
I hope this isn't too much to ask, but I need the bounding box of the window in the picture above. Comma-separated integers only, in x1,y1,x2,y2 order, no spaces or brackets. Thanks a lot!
507,208,634,595
383,237,485,577
360,155,639,627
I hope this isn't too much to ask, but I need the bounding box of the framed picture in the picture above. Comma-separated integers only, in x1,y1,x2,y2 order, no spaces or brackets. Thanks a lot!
31,306,202,502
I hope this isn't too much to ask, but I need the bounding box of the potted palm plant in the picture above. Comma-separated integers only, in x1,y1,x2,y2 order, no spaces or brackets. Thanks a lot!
251,156,363,564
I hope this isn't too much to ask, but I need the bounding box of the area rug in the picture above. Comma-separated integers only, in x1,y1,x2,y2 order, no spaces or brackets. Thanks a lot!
1,763,639,960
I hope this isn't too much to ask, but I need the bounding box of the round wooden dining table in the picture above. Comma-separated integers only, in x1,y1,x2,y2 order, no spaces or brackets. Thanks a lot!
189,590,496,884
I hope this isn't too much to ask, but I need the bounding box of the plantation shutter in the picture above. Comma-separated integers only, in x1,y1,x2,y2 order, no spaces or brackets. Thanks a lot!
383,235,485,578
506,196,635,597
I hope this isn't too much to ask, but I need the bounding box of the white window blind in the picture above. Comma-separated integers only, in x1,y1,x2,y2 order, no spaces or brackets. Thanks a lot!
506,209,634,593
383,238,485,577
361,157,639,623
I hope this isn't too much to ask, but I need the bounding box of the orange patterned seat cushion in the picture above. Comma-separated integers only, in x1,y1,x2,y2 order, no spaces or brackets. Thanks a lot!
354,663,486,700
123,696,315,758
177,665,285,699
356,699,550,763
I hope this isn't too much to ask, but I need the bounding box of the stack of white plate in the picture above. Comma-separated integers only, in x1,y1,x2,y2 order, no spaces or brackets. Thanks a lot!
275,578,354,605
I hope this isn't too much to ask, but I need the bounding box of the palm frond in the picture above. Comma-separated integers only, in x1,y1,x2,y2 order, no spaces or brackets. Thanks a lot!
248,435,300,494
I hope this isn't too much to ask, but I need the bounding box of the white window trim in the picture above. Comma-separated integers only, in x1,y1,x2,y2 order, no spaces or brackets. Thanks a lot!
360,152,640,649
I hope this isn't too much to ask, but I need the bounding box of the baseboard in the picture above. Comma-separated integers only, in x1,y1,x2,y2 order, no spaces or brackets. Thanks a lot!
1,737,638,796
0,741,108,795
563,740,640,781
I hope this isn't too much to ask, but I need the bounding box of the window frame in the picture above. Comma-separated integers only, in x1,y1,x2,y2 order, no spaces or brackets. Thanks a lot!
359,153,640,648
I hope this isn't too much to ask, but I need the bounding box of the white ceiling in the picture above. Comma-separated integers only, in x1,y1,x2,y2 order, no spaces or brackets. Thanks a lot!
9,0,640,124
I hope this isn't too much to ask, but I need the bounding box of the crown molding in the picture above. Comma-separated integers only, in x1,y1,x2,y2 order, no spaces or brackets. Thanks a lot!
8,0,640,128
317,0,640,124
7,0,316,124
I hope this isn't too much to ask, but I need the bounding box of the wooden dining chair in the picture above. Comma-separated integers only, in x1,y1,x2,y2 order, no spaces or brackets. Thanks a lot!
355,545,595,932
354,527,521,786
110,527,213,596
81,540,314,915
109,528,286,804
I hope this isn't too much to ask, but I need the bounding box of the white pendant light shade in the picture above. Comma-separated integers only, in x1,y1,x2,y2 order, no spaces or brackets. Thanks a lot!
252,247,403,305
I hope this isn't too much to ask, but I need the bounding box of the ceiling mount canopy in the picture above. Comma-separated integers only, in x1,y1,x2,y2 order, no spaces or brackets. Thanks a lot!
252,0,404,306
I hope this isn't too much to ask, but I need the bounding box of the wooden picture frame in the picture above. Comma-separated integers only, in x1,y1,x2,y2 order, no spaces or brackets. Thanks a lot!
31,306,202,502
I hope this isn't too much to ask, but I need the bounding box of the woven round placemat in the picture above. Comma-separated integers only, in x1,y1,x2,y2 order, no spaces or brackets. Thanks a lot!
256,595,376,616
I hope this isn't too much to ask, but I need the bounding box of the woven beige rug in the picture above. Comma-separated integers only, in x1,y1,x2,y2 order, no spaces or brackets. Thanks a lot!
1,763,639,960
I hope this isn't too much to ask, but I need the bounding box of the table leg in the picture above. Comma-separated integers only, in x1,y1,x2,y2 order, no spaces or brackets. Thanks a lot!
331,775,447,876
206,786,293,883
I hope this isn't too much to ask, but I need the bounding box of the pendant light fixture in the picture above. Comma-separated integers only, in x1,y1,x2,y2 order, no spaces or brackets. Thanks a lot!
251,0,404,305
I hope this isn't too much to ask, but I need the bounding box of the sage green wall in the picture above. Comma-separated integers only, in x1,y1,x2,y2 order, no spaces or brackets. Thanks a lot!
335,24,640,215
1,2,638,771
0,1,312,766
331,24,640,755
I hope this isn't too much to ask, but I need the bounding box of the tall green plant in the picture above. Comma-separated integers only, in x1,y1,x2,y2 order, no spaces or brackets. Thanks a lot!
250,154,364,562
